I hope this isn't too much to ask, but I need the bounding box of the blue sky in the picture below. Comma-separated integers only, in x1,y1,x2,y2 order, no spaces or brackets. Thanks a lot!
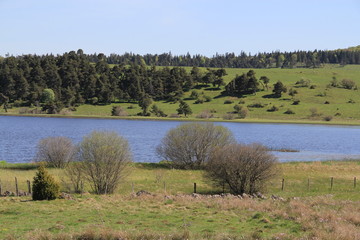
0,0,359,56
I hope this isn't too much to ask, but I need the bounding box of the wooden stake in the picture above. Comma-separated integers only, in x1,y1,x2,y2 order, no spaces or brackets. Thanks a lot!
354,177,356,188
330,177,334,191
15,177,19,196
307,178,310,191
27,180,31,194
194,183,197,193
281,178,285,191
163,181,166,193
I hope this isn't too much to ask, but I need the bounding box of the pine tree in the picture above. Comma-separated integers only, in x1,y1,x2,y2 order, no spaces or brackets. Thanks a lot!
32,165,60,200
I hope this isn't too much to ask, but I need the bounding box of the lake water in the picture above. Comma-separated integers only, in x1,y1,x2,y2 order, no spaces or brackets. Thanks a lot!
1,116,360,163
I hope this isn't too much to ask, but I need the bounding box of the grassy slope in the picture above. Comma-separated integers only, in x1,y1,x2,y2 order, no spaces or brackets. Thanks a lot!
2,64,360,125
1,161,360,239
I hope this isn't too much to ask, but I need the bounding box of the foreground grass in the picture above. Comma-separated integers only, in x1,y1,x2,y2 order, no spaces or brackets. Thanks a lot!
1,161,360,239
2,64,360,125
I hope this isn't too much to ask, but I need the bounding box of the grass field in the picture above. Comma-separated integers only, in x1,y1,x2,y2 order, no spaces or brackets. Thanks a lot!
2,64,360,125
1,161,360,239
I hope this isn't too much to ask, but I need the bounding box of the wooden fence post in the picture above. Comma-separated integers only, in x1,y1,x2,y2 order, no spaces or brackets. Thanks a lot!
27,180,31,194
193,183,197,193
354,177,357,188
330,177,334,191
281,178,285,191
15,177,19,196
0,181,2,196
163,181,166,193
307,178,310,191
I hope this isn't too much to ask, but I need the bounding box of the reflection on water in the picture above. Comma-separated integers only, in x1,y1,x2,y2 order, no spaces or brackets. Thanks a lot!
1,116,360,163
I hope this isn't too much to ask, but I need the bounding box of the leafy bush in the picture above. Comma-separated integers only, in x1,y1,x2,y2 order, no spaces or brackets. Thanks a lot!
247,102,265,108
204,95,212,102
284,109,295,114
267,105,279,112
295,78,311,87
292,99,300,105
323,116,333,121
224,100,234,104
32,165,60,200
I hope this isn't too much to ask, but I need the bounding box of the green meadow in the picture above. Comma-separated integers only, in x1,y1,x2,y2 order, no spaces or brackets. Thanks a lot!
3,64,360,125
1,161,360,239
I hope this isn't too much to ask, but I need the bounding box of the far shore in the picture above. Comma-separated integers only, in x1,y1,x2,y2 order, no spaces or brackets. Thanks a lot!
1,112,360,127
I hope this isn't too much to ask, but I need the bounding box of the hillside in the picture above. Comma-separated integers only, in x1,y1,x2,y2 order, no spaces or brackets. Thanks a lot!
3,64,360,124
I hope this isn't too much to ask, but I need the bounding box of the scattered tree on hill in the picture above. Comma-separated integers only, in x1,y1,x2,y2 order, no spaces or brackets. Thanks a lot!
205,143,278,195
150,104,167,117
177,100,192,117
260,76,270,90
273,81,287,97
157,123,235,169
225,70,260,95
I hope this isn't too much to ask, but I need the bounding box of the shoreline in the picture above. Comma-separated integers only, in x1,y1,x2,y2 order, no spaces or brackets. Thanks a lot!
1,112,360,127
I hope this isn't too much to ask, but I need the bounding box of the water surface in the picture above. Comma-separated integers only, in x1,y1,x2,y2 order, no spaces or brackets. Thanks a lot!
1,116,360,163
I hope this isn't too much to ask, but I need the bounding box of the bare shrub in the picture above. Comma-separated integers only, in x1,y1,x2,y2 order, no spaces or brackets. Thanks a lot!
196,110,214,119
205,143,278,195
341,79,355,89
309,107,321,118
222,113,236,120
64,162,84,193
157,123,235,169
77,131,132,194
35,137,75,168
111,106,128,116
238,108,248,119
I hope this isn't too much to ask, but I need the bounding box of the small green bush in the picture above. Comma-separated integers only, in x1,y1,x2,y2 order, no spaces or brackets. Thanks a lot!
32,165,60,200
224,100,234,104
284,109,295,114
267,105,279,112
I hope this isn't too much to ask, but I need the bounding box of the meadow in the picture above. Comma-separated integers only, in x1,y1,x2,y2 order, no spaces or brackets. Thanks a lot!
1,160,360,239
3,64,360,125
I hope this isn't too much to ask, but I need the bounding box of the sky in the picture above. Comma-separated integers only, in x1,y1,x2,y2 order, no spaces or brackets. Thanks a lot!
0,0,359,57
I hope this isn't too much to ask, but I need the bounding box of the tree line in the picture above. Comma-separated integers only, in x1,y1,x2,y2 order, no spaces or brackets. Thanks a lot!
87,49,360,68
0,50,228,112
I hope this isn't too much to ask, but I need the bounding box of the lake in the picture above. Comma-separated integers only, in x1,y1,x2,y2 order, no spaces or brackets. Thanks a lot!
1,116,360,163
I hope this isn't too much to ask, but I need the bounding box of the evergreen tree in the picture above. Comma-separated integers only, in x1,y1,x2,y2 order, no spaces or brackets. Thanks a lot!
32,165,60,200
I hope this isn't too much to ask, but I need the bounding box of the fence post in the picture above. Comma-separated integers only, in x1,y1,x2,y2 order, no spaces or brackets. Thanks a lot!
163,181,166,194
307,178,310,191
281,178,285,191
330,177,334,191
131,182,134,194
354,177,357,188
15,177,19,196
80,181,84,197
27,180,31,194
193,183,197,193
0,181,2,196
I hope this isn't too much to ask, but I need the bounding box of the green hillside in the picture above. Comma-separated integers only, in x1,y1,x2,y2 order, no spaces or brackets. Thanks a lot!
3,64,360,124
